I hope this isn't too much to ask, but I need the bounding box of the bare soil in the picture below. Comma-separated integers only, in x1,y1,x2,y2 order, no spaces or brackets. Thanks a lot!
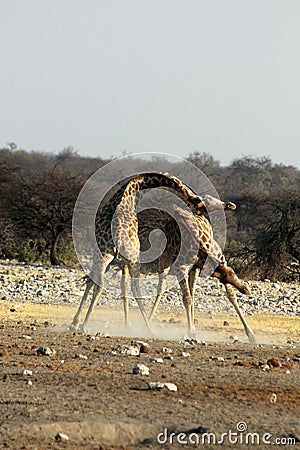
0,302,299,449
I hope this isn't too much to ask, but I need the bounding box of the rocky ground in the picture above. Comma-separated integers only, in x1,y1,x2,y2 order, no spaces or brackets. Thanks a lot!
0,261,300,449
1,261,299,317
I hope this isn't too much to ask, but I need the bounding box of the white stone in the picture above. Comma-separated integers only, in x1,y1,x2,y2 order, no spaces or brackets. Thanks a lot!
55,432,69,442
123,345,140,356
150,357,164,364
163,383,178,392
74,353,88,360
148,382,178,392
133,364,149,376
37,346,56,356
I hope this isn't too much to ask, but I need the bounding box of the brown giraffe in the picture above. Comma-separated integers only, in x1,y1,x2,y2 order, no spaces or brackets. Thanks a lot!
73,195,237,336
123,205,256,343
70,172,218,332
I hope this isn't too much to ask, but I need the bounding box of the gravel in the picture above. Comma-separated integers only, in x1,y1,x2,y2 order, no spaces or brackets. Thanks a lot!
0,261,299,316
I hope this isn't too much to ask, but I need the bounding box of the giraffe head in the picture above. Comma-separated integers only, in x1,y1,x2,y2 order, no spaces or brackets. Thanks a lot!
213,264,250,295
193,194,236,215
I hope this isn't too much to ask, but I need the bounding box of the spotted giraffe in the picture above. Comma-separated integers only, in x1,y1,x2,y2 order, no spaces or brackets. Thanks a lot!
122,204,256,343
70,172,221,333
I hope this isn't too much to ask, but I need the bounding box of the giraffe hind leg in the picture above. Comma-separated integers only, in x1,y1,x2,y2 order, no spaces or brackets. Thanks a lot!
121,263,130,328
80,254,114,333
149,268,168,322
129,264,153,333
70,277,94,331
188,267,200,327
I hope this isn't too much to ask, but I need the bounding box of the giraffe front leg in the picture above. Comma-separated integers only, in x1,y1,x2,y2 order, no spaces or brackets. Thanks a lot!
179,276,195,337
225,284,256,344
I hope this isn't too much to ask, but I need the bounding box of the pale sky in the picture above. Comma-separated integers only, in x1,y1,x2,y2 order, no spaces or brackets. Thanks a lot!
1,0,300,167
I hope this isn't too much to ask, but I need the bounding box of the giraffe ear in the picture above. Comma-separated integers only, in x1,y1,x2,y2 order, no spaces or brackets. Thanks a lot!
172,204,200,248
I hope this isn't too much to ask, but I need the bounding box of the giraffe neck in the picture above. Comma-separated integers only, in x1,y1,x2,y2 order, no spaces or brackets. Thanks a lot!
122,172,200,209
208,240,226,265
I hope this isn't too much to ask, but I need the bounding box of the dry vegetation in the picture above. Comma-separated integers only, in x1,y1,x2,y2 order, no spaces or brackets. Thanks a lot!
0,146,300,281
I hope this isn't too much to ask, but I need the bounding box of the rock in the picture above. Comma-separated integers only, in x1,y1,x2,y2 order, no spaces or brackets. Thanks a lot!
267,357,281,368
270,393,277,403
93,346,102,353
37,346,56,356
223,320,230,326
234,360,252,367
140,344,150,354
133,364,149,376
181,351,190,358
22,369,33,376
150,357,164,364
74,353,88,360
148,382,178,392
108,345,140,356
163,383,178,392
211,356,225,362
162,347,173,354
123,345,140,356
55,432,69,442
27,380,33,386
179,337,200,346
1,262,299,318
148,382,166,390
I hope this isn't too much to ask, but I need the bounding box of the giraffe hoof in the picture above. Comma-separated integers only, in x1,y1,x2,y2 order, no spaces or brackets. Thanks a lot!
248,333,256,344
78,324,88,334
69,323,78,333
188,328,197,338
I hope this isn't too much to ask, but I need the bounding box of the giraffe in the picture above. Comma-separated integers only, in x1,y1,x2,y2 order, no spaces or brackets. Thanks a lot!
70,172,223,333
123,205,256,343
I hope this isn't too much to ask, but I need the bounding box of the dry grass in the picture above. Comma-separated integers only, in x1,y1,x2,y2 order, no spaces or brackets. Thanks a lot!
1,300,298,345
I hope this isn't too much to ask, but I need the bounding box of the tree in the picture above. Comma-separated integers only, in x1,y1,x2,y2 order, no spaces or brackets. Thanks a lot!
187,151,220,174
7,166,86,265
253,189,300,280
